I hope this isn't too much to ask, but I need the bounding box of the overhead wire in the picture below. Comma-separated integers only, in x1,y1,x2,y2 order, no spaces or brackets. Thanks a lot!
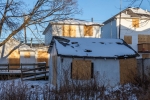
139,0,144,8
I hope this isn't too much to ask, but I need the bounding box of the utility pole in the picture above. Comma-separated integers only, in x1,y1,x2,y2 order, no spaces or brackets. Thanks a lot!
118,0,122,39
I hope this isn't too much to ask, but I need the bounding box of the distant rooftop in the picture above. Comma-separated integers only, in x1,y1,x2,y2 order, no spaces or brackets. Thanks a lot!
50,18,103,26
103,7,150,24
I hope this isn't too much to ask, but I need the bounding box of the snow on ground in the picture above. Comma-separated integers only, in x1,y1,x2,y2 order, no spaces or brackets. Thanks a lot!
0,79,139,99
0,79,54,89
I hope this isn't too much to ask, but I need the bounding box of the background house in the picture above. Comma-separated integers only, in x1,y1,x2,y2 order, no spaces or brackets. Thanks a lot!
101,7,150,58
19,44,49,69
49,36,139,87
43,18,103,45
0,38,49,71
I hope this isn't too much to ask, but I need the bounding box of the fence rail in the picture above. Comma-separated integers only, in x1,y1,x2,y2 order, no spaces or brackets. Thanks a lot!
0,63,49,80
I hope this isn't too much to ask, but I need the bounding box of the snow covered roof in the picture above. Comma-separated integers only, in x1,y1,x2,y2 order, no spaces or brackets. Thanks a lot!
19,44,35,51
50,18,102,26
103,7,150,24
129,7,150,15
50,37,139,58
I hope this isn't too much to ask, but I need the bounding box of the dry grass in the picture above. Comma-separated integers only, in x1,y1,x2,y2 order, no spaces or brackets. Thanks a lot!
0,78,141,100
0,72,150,99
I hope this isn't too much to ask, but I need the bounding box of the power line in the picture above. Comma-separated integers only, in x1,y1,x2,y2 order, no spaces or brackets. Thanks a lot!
139,0,144,8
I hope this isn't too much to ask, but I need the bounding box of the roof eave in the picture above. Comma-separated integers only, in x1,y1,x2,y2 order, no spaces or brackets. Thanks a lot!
50,23,103,26
57,54,138,59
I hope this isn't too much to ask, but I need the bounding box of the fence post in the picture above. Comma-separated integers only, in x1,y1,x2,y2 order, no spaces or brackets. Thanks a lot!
8,64,9,72
7,64,9,79
34,63,36,80
44,63,46,80
21,63,23,81
142,58,145,83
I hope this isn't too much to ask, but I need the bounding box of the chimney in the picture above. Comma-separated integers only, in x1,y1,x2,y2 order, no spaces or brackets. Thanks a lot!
91,18,93,22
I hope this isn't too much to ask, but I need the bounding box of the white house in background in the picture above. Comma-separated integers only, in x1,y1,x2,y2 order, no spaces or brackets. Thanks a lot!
101,7,150,58
43,18,103,45
19,44,49,68
0,38,49,70
48,36,139,87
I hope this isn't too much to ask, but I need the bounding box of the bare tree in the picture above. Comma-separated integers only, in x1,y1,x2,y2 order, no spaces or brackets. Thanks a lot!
125,0,144,7
0,0,80,46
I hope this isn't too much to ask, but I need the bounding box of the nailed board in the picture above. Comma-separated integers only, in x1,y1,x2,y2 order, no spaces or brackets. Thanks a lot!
142,54,150,58
138,44,150,52
132,18,139,28
119,58,137,84
84,25,93,36
124,36,132,44
63,25,76,37
69,25,76,37
143,44,150,51
37,51,48,66
138,34,150,44
63,25,70,37
72,60,91,80
8,49,20,68
52,56,57,86
24,52,30,58
138,44,143,51
147,35,150,43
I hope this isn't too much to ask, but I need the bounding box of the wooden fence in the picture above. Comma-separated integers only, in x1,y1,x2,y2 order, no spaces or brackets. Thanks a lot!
0,63,49,80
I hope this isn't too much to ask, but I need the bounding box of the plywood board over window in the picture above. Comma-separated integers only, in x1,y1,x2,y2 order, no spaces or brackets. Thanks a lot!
70,25,76,37
142,54,150,58
72,60,92,80
24,52,30,58
138,34,149,44
119,58,137,84
84,25,93,36
37,51,48,66
63,25,76,37
124,36,132,44
132,18,139,28
147,35,150,43
8,49,20,69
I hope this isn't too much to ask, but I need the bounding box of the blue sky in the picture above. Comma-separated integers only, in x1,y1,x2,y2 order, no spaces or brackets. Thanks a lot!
20,0,150,42
74,0,150,23
25,0,150,23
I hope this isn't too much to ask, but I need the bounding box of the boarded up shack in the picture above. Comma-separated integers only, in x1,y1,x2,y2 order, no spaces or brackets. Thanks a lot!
48,37,139,87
